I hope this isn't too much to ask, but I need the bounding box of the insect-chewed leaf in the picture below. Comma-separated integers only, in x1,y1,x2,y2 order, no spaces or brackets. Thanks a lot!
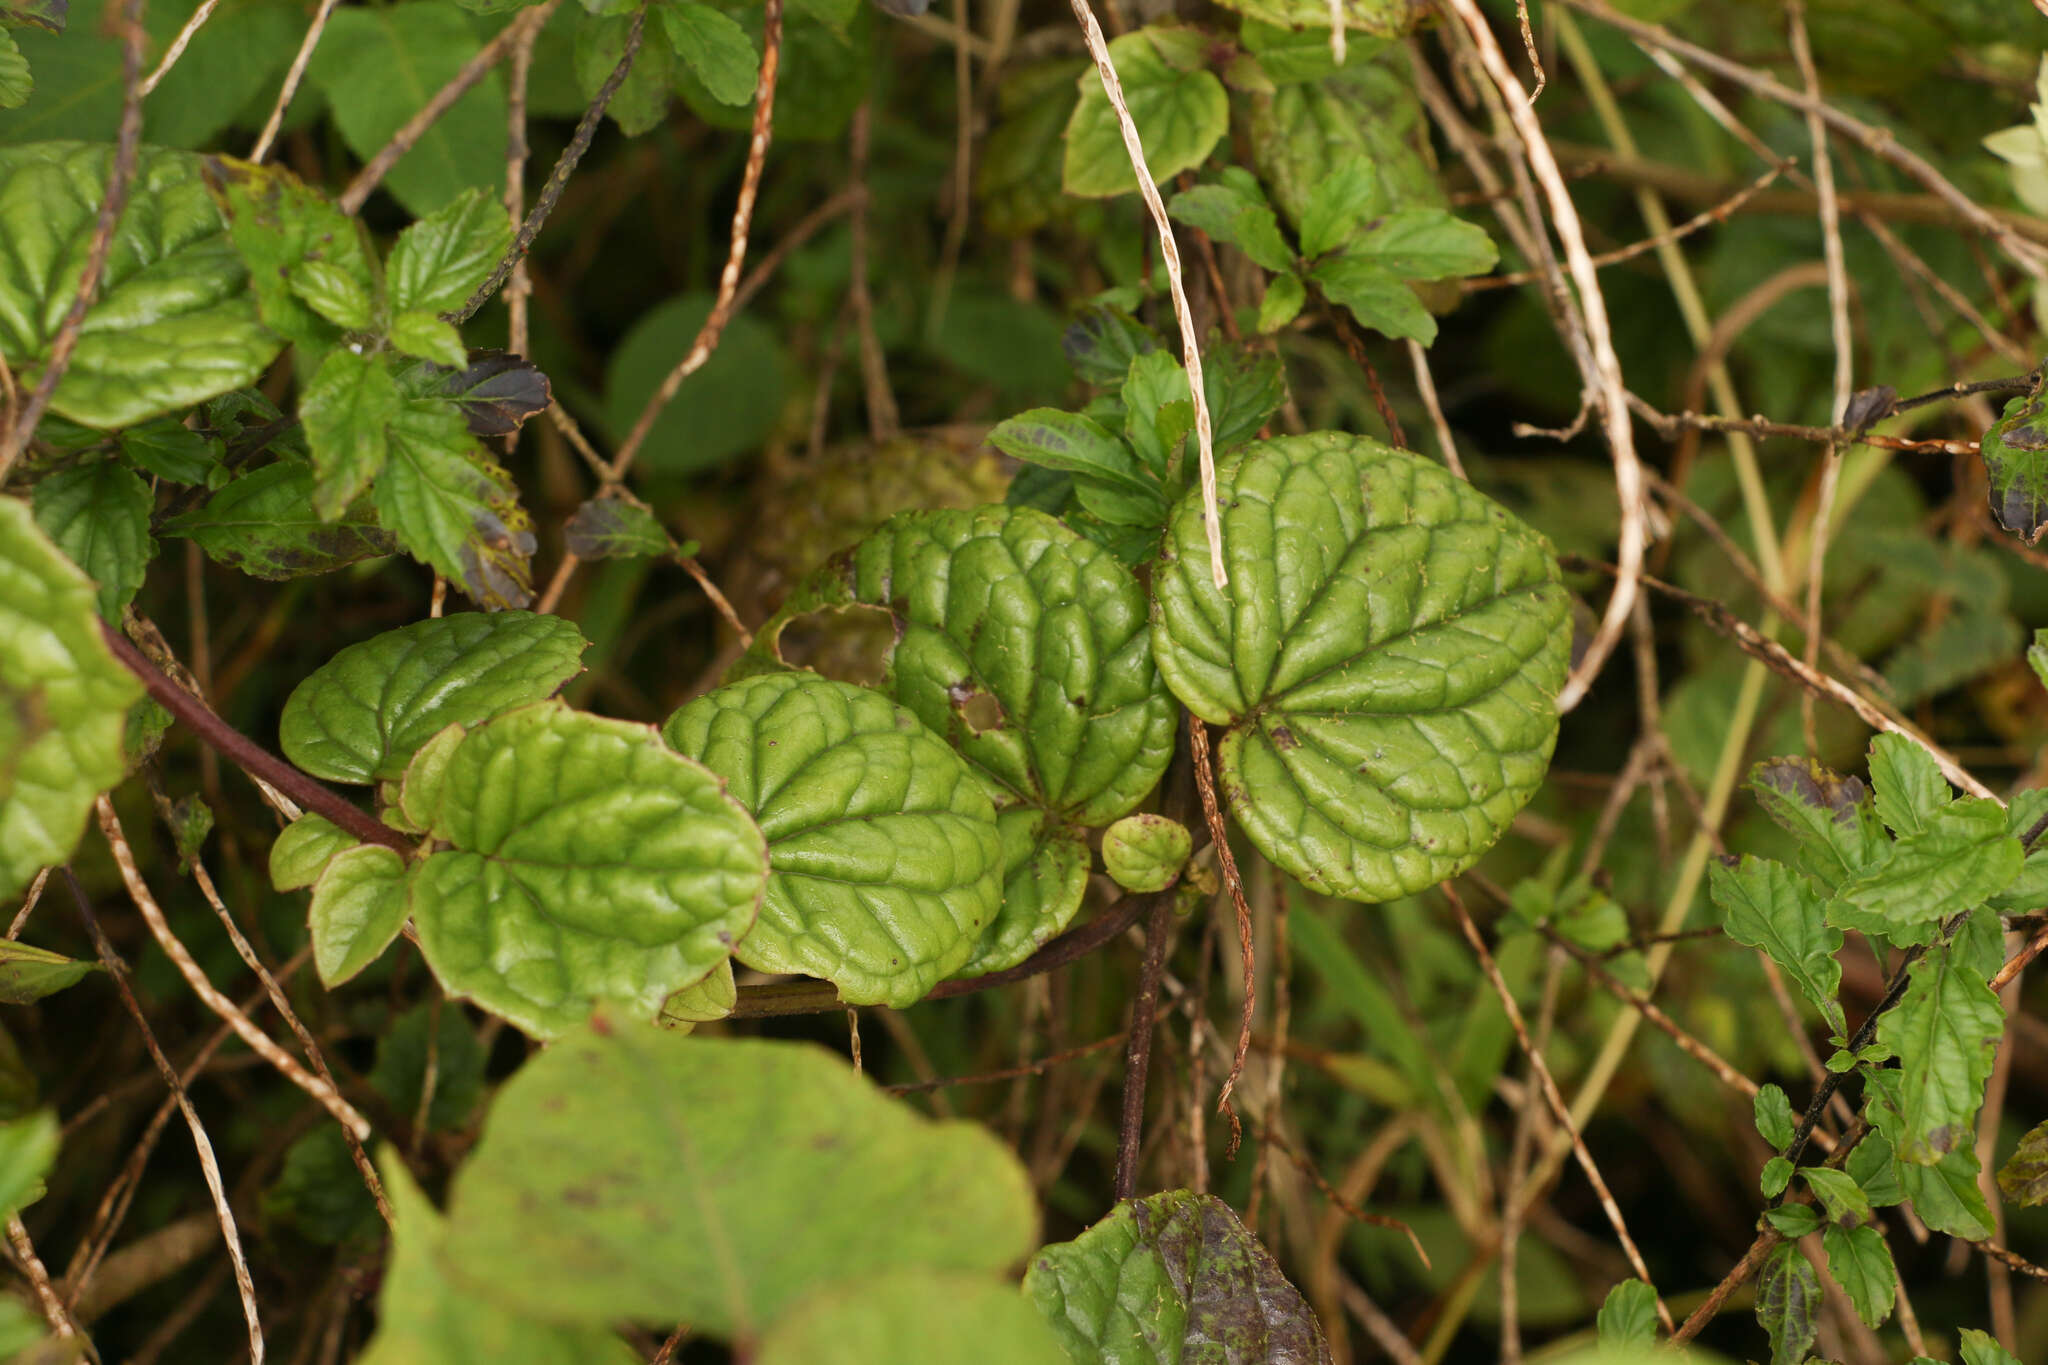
1150,433,1569,903
663,672,1004,1006
280,611,588,784
407,703,767,1038
0,498,143,900
162,460,398,582
746,504,1175,973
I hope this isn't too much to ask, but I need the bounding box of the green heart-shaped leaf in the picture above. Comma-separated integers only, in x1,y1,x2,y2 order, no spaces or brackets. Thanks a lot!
407,703,766,1037
663,672,1003,1006
308,844,410,985
1150,433,1569,902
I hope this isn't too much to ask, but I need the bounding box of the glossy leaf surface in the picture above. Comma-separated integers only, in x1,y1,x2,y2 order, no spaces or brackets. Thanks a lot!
309,845,411,986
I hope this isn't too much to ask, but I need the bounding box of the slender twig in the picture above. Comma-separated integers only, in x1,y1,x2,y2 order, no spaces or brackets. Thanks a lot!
337,1,559,215
6,1217,77,1344
1190,717,1254,1133
100,623,410,851
1406,338,1466,479
67,869,264,1365
1633,401,1976,456
1113,893,1175,1201
138,0,218,95
1672,1226,1782,1345
885,1022,1139,1095
0,0,146,485
251,0,342,161
1068,0,1224,587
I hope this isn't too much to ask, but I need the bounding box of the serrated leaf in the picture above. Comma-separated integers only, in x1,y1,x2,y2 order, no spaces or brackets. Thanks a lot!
1800,1167,1871,1225
1831,799,2020,945
1063,305,1157,386
360,1156,638,1365
161,459,398,581
661,0,757,105
1756,1242,1820,1365
390,310,467,368
987,409,1154,497
117,419,220,485
0,143,279,429
373,399,536,609
309,844,410,985
212,158,377,355
1899,1143,1996,1239
1205,341,1287,450
0,941,93,1004
1062,26,1228,198
30,459,153,619
1710,856,1846,1037
0,498,144,900
387,187,511,317
576,9,675,136
1982,391,2048,544
1872,919,2004,1163
1765,1204,1821,1238
1596,1279,1658,1351
1151,433,1569,903
745,506,1175,972
406,350,551,437
1102,813,1192,893
1960,1328,2025,1365
1997,1117,2048,1205
1246,61,1440,236
0,30,28,109
760,1271,1069,1365
309,7,507,216
1748,758,1891,892
1258,271,1306,333
1761,1155,1793,1198
441,1021,1038,1334
1166,178,1295,274
1754,1082,1796,1150
1847,1130,1905,1206
287,258,375,331
1310,253,1435,344
281,611,588,784
1350,208,1497,280
302,347,398,519
1820,1223,1894,1328
1026,1190,1331,1364
369,999,485,1133
1300,161,1374,259
663,673,1003,1004
1121,350,1194,477
408,703,766,1037
1868,732,1951,838
270,813,355,891
562,497,674,560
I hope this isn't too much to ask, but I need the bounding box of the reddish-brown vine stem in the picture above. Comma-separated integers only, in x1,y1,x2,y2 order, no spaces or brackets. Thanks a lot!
1113,893,1176,1201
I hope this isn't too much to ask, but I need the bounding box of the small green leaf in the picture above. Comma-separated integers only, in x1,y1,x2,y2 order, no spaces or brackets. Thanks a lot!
1151,433,1569,903
387,187,511,316
213,158,378,355
1349,207,1497,279
1760,1155,1794,1198
1026,1190,1329,1363
370,1000,486,1133
1982,390,2048,544
390,310,467,368
1899,1143,1995,1239
373,399,536,609
0,29,30,109
1062,26,1228,198
1756,1242,1820,1365
30,459,154,619
1120,350,1194,477
1102,813,1192,893
117,419,220,486
301,348,398,519
0,498,144,900
1166,175,1295,273
1868,732,1952,838
1311,252,1435,344
281,611,588,784
1830,799,2020,944
1257,271,1306,333
1299,160,1374,258
1595,1278,1658,1351
0,942,93,1004
1754,1082,1796,1150
308,844,410,986
1710,856,1846,1037
1872,918,2004,1163
1960,1328,2026,1365
287,258,376,331
0,1112,55,1218
161,459,398,581
1747,757,1891,892
1800,1167,1872,1225
1821,1223,1895,1328
1204,341,1287,449
562,496,674,560
441,1021,1038,1335
0,143,281,428
760,1271,1069,1365
1847,1130,1905,1206
1997,1117,2048,1206
660,0,758,106
1062,305,1157,386
409,703,766,1037
270,813,355,892
986,409,1154,496
664,673,1003,1005
657,956,734,1029
1765,1204,1821,1238
359,1156,638,1365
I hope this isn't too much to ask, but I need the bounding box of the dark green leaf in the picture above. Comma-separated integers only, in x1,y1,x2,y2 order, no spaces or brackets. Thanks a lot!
1800,1167,1871,1225
1820,1224,1894,1328
1868,732,1952,838
1760,1156,1793,1198
563,497,674,560
1830,799,2020,945
1299,161,1373,259
1959,1328,2025,1365
1755,1242,1820,1365
1166,172,1295,273
1258,271,1306,333
1349,208,1497,280
660,0,757,106
1204,342,1287,449
576,9,676,136
1847,1130,1905,1207
1711,855,1846,1037
1120,350,1193,477
1748,757,1891,892
1997,1117,2048,1206
1872,919,2004,1163
373,399,536,609
1311,253,1435,344
162,459,398,581
387,187,511,317
369,1000,486,1133
987,408,1154,495
1765,1204,1821,1238
117,419,220,486
1898,1143,1995,1239
212,157,376,356
30,459,153,618
1063,305,1156,386
1981,390,2048,544
407,350,551,437
301,348,398,519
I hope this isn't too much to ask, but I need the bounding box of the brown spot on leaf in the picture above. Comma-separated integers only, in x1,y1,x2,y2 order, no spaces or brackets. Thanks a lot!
1270,724,1299,751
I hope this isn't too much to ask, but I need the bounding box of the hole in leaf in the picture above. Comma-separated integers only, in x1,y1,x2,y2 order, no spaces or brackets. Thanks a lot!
948,681,1007,735
770,604,899,688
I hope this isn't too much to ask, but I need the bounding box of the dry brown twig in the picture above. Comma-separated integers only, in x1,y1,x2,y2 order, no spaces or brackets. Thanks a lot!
251,0,343,162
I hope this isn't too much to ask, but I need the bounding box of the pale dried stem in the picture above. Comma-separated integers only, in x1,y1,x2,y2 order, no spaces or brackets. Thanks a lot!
6,869,49,939
504,7,544,371
1068,0,1224,588
251,0,343,162
1325,0,1344,66
1404,339,1464,479
7,1217,78,1342
679,557,752,644
139,0,219,95
1444,0,1643,711
1447,886,1673,1334
95,798,374,1141
1189,719,1253,1126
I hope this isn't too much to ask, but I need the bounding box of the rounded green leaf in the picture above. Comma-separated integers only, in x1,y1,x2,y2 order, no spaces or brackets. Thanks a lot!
280,611,588,784
1062,27,1228,198
662,673,1004,1007
0,497,143,901
309,844,411,986
960,808,1090,978
1151,433,1569,903
405,703,765,1038
441,1021,1039,1336
0,143,281,429
30,459,155,620
269,813,356,892
759,1271,1070,1365
748,503,1175,972
1103,813,1192,893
